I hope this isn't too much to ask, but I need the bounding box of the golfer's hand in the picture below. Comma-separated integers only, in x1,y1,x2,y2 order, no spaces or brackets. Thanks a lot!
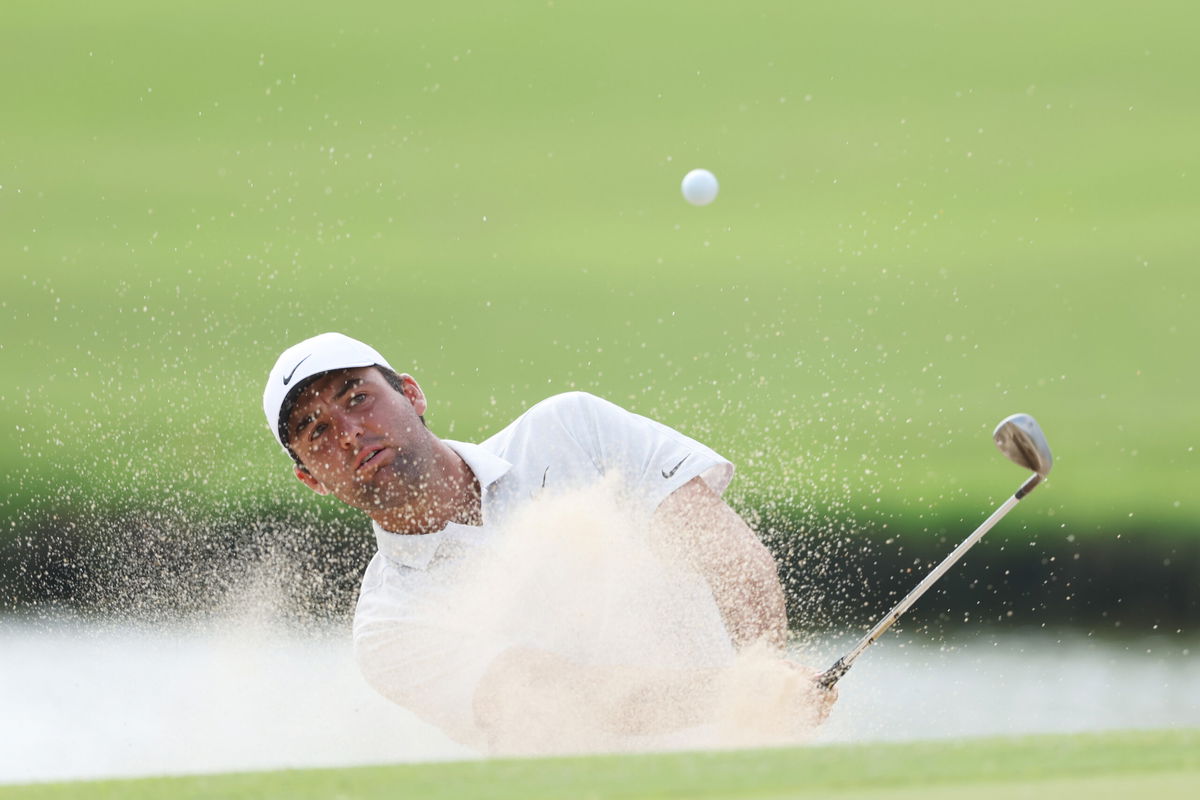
776,660,837,726
714,649,838,744
804,669,838,725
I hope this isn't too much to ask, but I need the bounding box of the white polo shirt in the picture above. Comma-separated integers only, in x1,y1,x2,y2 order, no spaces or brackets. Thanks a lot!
352,392,735,749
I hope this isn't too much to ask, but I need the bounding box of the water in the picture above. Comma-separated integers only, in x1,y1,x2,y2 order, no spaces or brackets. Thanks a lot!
1,617,1197,785
0,618,473,785
813,629,1199,743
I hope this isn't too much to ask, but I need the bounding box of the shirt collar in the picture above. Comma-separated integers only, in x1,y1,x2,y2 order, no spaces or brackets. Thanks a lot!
371,439,512,569
444,439,511,494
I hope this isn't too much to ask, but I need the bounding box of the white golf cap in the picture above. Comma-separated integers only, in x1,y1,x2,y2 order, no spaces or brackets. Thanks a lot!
263,332,394,448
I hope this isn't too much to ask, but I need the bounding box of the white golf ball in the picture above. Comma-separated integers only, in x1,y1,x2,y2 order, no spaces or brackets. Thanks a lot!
681,168,719,206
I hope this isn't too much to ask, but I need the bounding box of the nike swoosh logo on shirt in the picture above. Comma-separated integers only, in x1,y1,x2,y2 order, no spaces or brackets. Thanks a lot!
662,455,689,479
281,354,311,386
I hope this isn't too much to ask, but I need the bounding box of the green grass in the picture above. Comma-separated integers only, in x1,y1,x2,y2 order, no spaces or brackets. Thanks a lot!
2,1,1198,536
3,729,1197,799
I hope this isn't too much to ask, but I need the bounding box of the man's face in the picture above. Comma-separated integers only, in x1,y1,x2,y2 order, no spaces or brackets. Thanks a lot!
284,367,438,513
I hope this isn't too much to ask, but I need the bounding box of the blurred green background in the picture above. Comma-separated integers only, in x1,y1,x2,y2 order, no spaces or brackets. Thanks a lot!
2,0,1197,556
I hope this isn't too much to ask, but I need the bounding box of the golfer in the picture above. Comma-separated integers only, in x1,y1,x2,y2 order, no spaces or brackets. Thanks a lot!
263,332,834,752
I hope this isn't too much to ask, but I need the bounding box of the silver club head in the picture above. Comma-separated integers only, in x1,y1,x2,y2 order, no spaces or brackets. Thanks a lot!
993,413,1053,476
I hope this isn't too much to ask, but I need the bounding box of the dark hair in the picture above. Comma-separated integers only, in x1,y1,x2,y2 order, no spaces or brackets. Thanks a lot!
279,365,421,470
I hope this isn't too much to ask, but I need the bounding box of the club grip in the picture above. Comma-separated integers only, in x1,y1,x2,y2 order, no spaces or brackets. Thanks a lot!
815,657,851,689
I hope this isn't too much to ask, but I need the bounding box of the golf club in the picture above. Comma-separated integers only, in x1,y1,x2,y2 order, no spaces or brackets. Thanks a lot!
815,413,1054,689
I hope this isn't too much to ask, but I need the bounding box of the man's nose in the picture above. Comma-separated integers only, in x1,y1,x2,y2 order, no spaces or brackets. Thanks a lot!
335,414,364,448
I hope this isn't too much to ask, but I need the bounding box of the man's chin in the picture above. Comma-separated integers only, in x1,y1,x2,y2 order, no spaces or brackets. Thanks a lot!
344,481,409,514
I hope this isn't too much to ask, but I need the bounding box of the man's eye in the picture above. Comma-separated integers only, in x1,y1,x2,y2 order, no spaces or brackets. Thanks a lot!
311,422,328,440
349,392,368,406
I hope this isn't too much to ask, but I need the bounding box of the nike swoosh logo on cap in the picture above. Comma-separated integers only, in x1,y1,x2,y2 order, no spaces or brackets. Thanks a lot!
662,455,689,479
282,354,312,386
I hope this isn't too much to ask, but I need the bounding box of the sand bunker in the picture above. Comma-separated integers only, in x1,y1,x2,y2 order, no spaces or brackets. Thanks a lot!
428,478,830,754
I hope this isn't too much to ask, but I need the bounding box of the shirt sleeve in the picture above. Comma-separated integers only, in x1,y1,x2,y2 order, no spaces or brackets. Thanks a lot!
546,392,734,513
352,556,507,751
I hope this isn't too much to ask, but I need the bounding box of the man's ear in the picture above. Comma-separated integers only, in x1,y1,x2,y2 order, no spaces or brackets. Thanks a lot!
398,373,428,416
294,466,330,496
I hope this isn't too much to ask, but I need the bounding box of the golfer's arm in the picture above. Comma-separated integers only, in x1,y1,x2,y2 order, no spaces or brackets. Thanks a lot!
653,477,788,650
472,646,720,742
